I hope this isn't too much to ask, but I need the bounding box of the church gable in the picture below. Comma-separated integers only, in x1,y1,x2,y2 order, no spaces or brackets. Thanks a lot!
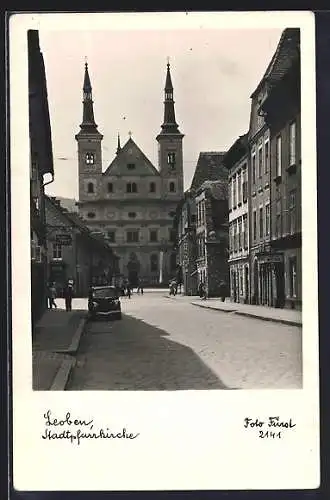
104,138,159,177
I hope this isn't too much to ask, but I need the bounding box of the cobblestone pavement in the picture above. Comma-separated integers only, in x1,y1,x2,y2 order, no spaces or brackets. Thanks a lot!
67,294,302,390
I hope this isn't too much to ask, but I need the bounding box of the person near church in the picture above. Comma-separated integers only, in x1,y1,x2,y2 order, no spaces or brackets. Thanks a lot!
64,279,74,311
48,282,57,309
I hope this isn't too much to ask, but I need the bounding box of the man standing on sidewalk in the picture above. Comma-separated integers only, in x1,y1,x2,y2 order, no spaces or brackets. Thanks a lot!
64,280,74,312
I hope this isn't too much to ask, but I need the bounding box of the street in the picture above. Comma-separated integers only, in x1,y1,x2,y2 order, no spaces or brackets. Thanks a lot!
66,292,302,390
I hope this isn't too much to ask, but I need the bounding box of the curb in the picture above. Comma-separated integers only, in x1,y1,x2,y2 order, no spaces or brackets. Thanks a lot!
52,315,88,390
190,302,302,327
50,358,76,391
55,316,88,355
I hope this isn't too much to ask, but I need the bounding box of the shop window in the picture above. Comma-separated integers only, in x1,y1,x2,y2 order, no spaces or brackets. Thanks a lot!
52,243,62,260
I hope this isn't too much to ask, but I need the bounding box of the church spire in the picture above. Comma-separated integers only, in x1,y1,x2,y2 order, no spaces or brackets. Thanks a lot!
159,60,181,135
79,61,100,134
116,133,121,155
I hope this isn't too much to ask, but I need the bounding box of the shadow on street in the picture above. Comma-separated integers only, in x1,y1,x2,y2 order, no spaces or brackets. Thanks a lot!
67,313,234,390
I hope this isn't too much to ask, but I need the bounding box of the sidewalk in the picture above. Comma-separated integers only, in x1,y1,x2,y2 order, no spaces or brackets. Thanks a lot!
33,299,87,390
165,294,302,327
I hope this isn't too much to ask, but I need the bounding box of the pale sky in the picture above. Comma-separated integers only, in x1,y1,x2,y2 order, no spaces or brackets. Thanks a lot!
40,27,284,199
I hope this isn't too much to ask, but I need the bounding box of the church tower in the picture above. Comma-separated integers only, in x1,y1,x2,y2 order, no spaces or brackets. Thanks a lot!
156,62,184,199
75,62,103,204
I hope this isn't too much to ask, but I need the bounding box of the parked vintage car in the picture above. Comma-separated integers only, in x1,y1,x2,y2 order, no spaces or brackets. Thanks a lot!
88,285,122,320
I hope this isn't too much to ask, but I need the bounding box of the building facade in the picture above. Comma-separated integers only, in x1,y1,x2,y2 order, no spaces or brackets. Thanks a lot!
76,62,184,286
174,191,198,295
248,64,272,306
195,180,229,298
28,30,55,325
46,196,119,296
225,134,250,303
260,29,301,309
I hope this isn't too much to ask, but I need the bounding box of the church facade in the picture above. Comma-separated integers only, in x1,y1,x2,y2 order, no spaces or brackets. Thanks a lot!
75,62,184,286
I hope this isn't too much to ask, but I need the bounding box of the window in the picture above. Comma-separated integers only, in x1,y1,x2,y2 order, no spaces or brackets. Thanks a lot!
87,182,94,193
242,169,248,203
85,152,95,165
128,212,136,219
259,207,263,238
169,211,175,218
243,214,248,249
238,217,242,250
265,204,270,236
150,182,156,193
149,230,158,242
150,254,158,272
167,152,176,168
228,179,232,210
234,221,238,252
126,230,139,243
107,182,113,193
237,172,242,204
289,257,297,298
276,199,282,238
87,212,95,218
289,189,296,234
253,210,257,241
289,121,296,166
126,182,138,193
252,153,256,185
258,146,263,178
127,163,136,170
169,182,175,192
233,177,237,207
276,135,282,177
264,140,269,174
52,243,62,260
107,231,115,243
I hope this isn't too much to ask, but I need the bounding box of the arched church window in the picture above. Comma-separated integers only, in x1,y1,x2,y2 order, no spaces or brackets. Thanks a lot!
128,212,136,219
167,152,176,168
85,152,95,165
150,182,156,193
169,182,176,193
107,182,113,193
150,254,158,272
126,182,138,193
132,182,138,193
87,182,94,193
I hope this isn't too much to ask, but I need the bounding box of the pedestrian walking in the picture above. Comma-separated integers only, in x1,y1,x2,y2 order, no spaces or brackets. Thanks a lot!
49,282,57,309
219,280,227,303
126,283,131,299
198,281,204,299
64,280,74,311
137,278,144,295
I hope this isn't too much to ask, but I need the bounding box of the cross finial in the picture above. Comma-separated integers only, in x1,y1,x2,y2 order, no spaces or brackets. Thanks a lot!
167,56,170,67
128,130,132,138
84,55,88,68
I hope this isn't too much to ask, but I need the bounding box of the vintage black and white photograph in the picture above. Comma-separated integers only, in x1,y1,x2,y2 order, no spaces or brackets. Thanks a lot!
29,24,303,391
11,11,319,491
